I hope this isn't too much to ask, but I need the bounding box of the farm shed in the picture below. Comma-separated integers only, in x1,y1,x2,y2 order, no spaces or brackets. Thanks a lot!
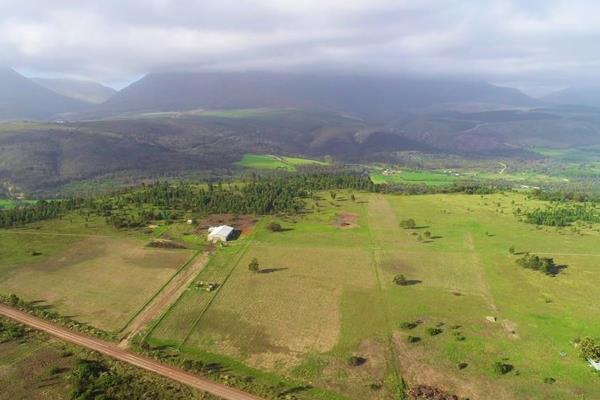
207,225,234,242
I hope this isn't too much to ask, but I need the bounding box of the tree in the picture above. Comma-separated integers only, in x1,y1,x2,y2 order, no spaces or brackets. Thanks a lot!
400,219,416,229
330,191,337,200
248,258,260,273
509,245,515,254
579,337,600,361
267,222,283,232
424,231,432,239
393,274,407,286
350,193,356,202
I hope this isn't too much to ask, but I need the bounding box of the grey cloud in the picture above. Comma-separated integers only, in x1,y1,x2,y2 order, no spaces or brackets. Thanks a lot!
1,0,600,93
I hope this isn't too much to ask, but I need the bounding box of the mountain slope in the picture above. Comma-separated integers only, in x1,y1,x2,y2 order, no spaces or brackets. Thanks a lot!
33,77,116,104
0,68,88,120
542,87,600,108
98,72,539,120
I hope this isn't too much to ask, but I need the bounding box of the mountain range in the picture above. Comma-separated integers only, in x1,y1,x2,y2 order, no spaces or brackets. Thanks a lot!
2,67,600,193
33,77,116,104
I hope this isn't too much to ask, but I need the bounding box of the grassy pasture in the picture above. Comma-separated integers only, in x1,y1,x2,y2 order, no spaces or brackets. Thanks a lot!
149,190,600,399
0,215,194,332
0,338,72,399
236,153,328,171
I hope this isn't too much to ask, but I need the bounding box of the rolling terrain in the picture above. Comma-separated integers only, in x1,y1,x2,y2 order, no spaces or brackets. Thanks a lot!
2,179,600,399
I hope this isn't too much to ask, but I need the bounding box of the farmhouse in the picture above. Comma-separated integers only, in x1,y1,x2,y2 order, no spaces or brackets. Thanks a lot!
207,225,234,242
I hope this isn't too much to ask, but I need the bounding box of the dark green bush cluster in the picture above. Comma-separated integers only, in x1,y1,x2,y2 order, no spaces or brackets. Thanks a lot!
515,254,561,276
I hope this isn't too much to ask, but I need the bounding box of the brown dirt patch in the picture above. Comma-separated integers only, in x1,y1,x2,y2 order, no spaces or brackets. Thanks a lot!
334,212,359,229
196,214,258,236
408,385,460,400
147,239,187,249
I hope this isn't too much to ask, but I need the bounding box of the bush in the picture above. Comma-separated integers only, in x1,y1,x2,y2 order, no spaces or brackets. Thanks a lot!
579,337,600,361
400,321,418,330
457,362,468,370
493,361,513,375
248,258,260,273
544,377,556,384
347,356,367,366
407,335,421,343
266,222,283,232
427,327,443,336
400,219,416,229
393,274,407,286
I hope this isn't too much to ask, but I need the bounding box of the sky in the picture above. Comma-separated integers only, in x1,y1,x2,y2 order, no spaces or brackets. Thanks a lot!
1,0,600,95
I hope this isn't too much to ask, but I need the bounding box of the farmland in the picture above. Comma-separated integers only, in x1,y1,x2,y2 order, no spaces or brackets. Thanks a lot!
1,176,600,399
147,190,600,399
0,215,195,332
236,153,328,171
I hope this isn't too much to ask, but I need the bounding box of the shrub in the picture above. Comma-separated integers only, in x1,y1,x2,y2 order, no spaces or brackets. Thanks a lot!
347,356,367,367
400,321,418,330
248,258,260,273
267,222,283,232
400,219,416,229
579,337,600,361
393,274,407,286
407,336,421,343
427,327,443,336
493,361,513,375
457,362,468,370
544,377,556,384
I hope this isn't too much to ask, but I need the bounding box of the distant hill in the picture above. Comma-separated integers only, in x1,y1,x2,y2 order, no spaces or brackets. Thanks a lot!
33,77,116,104
542,87,600,108
0,68,88,120
98,72,539,121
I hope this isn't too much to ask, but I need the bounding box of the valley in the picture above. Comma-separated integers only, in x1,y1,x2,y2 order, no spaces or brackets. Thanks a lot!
1,175,600,399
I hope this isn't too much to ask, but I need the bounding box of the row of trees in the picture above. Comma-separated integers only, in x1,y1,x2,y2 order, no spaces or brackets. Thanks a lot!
525,204,600,227
0,173,376,229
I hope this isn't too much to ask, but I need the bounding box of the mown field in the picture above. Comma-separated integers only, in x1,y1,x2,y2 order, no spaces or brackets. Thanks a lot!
147,190,600,399
237,154,328,171
0,214,195,332
369,167,567,187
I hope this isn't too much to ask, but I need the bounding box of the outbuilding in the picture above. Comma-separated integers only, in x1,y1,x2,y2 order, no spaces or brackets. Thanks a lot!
207,225,235,242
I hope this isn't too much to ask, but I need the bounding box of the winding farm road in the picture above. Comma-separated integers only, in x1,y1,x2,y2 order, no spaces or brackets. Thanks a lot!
0,304,264,400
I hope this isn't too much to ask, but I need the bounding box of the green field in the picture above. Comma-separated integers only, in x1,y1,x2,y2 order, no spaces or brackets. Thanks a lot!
147,190,600,399
0,199,36,210
370,167,568,187
0,215,195,332
237,154,328,171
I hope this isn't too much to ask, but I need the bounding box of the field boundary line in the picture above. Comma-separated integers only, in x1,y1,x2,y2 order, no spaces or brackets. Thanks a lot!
0,304,265,400
117,249,201,335
142,251,218,343
178,231,257,349
365,195,405,398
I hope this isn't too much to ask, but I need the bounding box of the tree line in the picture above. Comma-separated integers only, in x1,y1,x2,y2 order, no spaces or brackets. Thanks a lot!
0,173,376,229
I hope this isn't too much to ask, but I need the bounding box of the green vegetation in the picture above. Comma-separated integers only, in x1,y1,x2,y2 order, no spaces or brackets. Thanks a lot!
237,153,328,171
515,254,562,276
525,204,600,226
3,174,600,399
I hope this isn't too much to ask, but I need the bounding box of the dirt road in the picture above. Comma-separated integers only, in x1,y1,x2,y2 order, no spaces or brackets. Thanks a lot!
0,304,264,400
119,251,210,347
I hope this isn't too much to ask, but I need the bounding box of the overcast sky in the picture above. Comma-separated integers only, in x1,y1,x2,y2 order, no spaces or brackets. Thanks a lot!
1,0,600,95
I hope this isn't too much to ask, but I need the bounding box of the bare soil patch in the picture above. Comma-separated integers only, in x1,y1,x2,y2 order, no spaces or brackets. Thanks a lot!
334,212,359,229
196,214,258,236
147,239,187,249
